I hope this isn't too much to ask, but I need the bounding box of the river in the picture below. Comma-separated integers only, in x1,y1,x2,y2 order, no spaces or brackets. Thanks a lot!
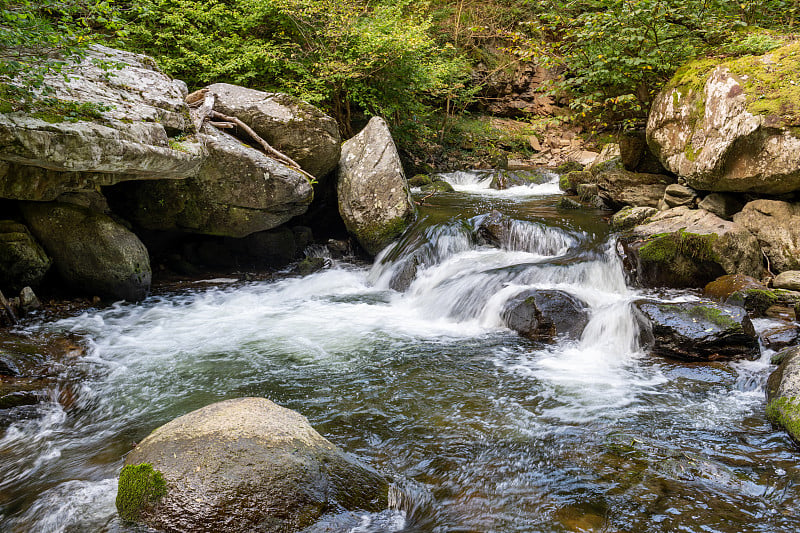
1,171,798,532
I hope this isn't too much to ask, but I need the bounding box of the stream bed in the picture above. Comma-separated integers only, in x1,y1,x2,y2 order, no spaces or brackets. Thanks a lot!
1,171,799,532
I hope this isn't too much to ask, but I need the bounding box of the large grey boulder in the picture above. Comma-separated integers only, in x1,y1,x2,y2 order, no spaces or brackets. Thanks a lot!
647,44,800,194
337,117,416,255
767,346,800,443
20,202,150,301
0,46,203,201
592,167,674,208
618,206,763,288
112,124,313,238
117,397,388,532
733,199,800,273
0,220,51,293
636,301,759,361
207,83,341,178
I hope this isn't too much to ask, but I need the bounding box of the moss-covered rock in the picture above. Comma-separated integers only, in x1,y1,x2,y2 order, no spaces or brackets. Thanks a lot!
647,42,800,194
408,174,433,187
559,170,592,193
119,397,388,532
421,180,455,193
610,206,658,231
766,345,800,443
636,301,759,361
618,207,763,288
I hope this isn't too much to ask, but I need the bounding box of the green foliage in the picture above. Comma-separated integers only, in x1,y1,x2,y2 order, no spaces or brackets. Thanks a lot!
116,463,167,522
523,0,797,127
122,0,473,135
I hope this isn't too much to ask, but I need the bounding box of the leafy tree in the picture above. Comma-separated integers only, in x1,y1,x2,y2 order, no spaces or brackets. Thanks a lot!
0,0,125,110
123,0,472,136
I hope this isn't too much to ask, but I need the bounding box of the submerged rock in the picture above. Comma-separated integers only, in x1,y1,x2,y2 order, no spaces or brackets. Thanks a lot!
21,202,150,301
647,43,800,194
337,117,416,255
618,207,763,288
636,301,759,361
0,220,51,293
767,346,800,443
118,397,388,532
502,289,589,342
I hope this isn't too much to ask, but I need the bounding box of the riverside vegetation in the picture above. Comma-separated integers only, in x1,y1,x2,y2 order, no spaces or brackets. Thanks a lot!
3,1,800,532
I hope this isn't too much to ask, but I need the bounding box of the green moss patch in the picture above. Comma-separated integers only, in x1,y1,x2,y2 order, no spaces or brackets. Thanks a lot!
766,395,800,442
116,463,167,522
686,305,740,330
638,230,719,265
726,41,800,130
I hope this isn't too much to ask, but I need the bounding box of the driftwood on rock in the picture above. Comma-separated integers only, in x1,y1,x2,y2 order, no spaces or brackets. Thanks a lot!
186,91,316,183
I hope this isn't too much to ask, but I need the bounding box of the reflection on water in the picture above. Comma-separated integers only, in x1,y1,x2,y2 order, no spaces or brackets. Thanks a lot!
1,170,798,532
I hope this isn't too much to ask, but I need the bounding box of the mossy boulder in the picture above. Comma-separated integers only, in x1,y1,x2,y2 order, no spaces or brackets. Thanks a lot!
337,117,416,256
0,220,51,293
618,206,763,288
20,201,150,301
647,42,800,194
704,275,775,316
118,397,388,532
489,169,551,190
766,346,800,443
502,289,589,342
559,170,592,193
408,174,433,187
421,180,455,193
610,206,657,231
636,301,759,361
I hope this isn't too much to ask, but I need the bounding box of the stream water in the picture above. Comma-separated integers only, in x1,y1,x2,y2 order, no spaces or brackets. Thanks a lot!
1,171,799,532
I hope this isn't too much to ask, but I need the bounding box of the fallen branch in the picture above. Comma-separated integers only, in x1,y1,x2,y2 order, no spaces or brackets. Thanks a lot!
208,110,317,183
0,289,18,326
208,121,235,129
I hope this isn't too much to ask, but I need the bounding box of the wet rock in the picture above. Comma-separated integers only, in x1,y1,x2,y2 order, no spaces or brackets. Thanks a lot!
490,169,550,190
0,390,41,410
556,197,583,209
760,323,799,351
697,193,744,220
766,346,800,443
0,220,51,293
21,202,151,301
388,255,420,292
111,123,313,238
408,174,433,187
647,44,800,194
502,289,589,342
636,301,759,361
734,200,800,273
0,46,203,201
0,353,19,376
18,286,41,315
558,170,591,193
663,184,698,208
421,180,455,193
326,239,351,259
611,206,658,231
618,207,763,288
206,83,341,179
476,210,512,247
337,117,416,256
293,257,330,276
118,397,388,532
704,274,766,301
774,271,800,291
